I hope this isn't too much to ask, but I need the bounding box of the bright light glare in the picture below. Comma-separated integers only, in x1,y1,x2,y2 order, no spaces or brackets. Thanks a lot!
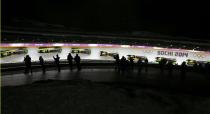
53,43,64,46
153,47,164,49
121,45,130,48
88,44,98,47
10,43,24,47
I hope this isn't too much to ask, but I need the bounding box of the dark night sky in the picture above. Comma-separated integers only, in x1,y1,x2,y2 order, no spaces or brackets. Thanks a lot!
2,0,209,39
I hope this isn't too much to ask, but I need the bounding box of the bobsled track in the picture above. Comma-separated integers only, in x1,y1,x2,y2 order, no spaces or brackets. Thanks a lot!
1,43,210,87
1,43,210,65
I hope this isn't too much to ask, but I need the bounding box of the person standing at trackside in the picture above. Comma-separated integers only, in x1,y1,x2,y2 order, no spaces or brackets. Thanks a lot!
144,58,148,73
137,58,143,75
159,59,164,74
67,53,73,70
114,54,120,71
180,61,187,81
120,56,126,73
74,54,81,71
129,57,134,70
53,54,61,72
39,56,45,73
159,58,167,74
24,55,32,74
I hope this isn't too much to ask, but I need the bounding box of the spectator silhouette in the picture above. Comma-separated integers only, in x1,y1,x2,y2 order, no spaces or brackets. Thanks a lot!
74,54,81,71
53,54,61,72
137,59,143,75
125,60,130,75
167,61,173,77
159,58,167,74
129,57,134,70
180,61,187,81
24,55,32,74
114,54,120,71
144,58,148,73
120,56,126,73
67,53,73,70
39,56,45,73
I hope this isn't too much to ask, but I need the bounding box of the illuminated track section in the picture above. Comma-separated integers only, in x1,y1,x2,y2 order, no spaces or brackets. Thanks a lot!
0,43,210,65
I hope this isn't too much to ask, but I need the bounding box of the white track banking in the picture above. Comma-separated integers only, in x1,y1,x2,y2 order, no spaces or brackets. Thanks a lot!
0,43,210,64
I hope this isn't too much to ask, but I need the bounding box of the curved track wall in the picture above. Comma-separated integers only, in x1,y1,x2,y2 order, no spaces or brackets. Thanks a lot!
1,43,210,65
